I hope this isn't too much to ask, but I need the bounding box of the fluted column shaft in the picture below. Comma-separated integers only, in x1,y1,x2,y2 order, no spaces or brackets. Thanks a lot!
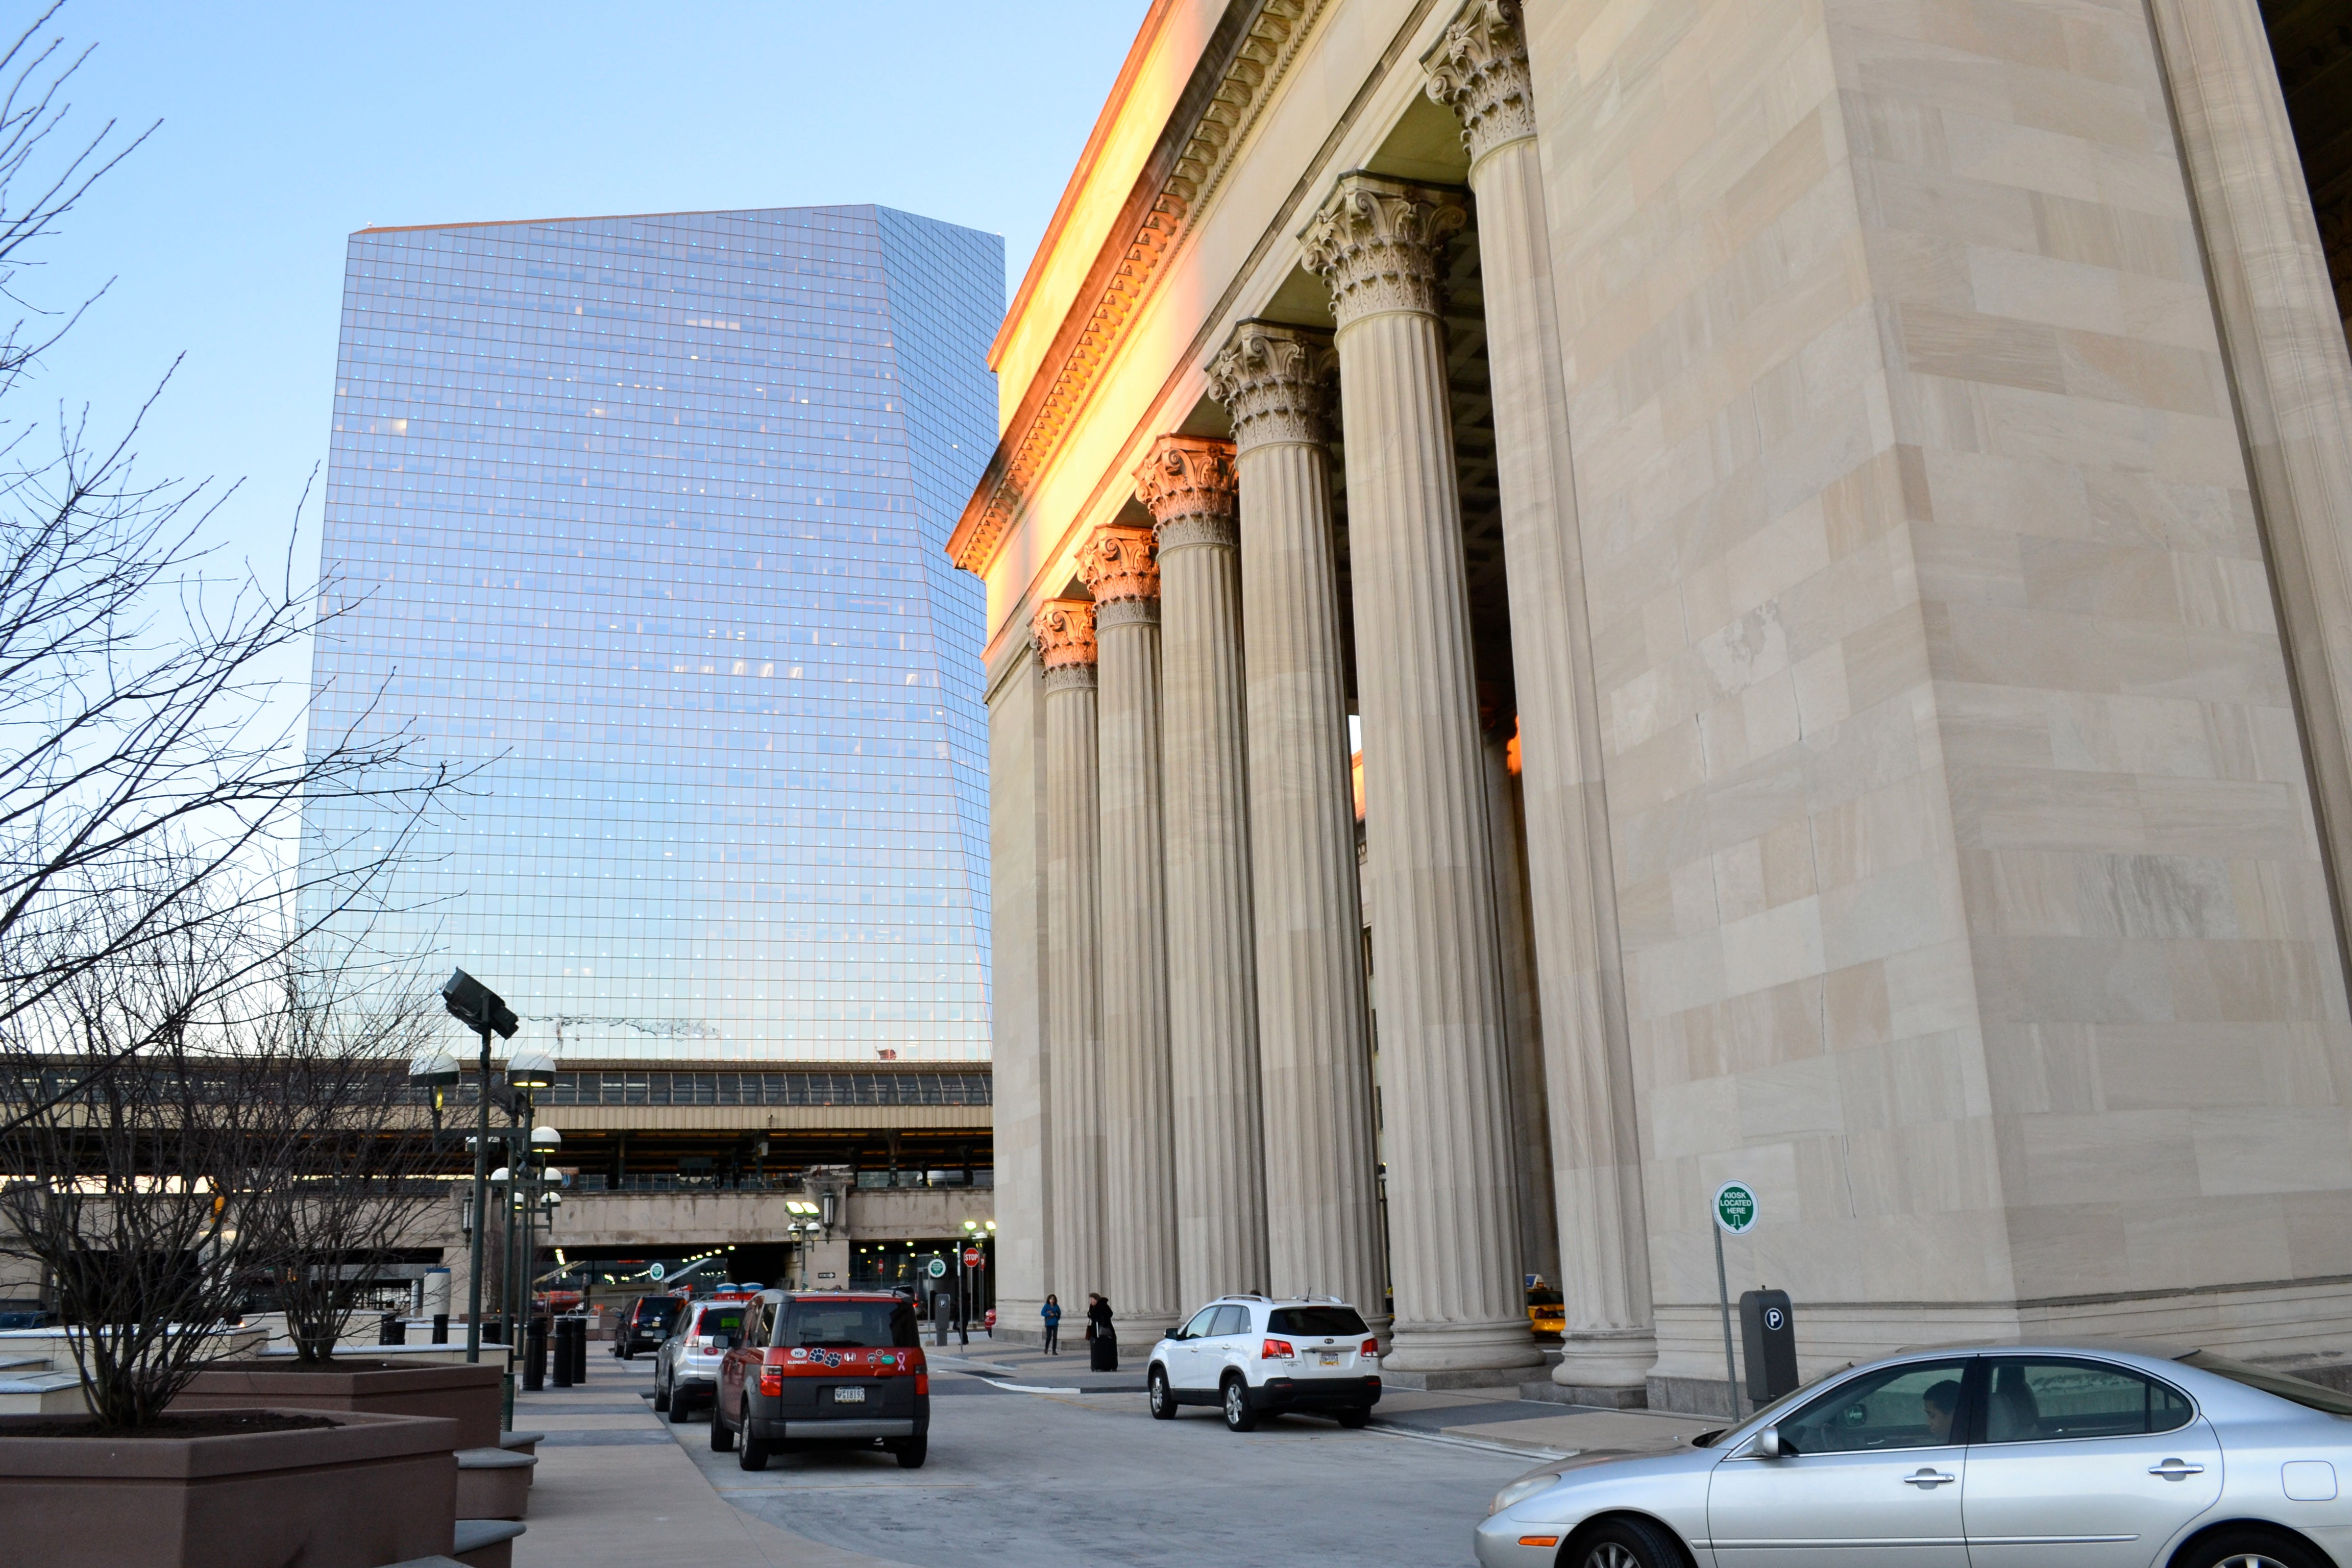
1083,527,1181,1335
1304,175,1541,1374
1036,599,1104,1307
1208,324,1388,1335
1138,436,1269,1305
2147,0,2352,982
1426,0,1655,1391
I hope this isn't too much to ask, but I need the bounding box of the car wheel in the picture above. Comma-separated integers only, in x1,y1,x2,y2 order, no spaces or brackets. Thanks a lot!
1335,1407,1371,1429
1220,1376,1257,1433
1147,1367,1176,1420
736,1404,769,1471
1571,1516,1688,1568
893,1437,928,1469
670,1393,693,1424
709,1404,735,1452
2175,1532,2331,1568
652,1379,671,1413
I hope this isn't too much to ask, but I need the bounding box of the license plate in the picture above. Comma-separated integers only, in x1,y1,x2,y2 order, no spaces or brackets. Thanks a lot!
1319,1353,1341,1366
834,1386,866,1404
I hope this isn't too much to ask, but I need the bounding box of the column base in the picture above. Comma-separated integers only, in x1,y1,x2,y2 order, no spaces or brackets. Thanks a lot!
1382,1319,1547,1377
1551,1328,1657,1394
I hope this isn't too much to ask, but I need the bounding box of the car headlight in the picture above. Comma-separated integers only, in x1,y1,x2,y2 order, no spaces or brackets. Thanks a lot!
1488,1474,1557,1517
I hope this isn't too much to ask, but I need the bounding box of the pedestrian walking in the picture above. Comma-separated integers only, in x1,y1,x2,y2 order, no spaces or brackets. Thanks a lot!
1040,1294,1062,1355
1086,1291,1117,1373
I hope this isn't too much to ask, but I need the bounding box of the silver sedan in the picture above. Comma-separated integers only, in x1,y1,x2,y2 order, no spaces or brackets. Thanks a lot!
1474,1341,2352,1568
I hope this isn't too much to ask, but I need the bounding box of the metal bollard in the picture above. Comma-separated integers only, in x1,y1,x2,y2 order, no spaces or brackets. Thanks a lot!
431,1313,449,1345
378,1312,407,1346
570,1316,588,1384
552,1318,574,1388
524,1318,546,1391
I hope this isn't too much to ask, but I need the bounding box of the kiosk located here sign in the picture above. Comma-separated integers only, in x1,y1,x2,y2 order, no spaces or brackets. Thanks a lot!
1713,1181,1759,1235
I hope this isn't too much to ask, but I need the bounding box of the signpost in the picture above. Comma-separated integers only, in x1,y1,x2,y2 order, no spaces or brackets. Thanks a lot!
1711,1181,1759,1419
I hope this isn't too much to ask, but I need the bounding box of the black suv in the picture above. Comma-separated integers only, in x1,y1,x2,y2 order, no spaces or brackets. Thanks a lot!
614,1294,683,1359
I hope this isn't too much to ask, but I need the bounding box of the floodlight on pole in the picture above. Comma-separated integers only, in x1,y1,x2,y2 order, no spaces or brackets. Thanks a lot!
440,967,517,1370
506,1045,556,1092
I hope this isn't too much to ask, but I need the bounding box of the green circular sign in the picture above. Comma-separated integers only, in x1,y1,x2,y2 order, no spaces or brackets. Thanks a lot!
925,1257,948,1279
648,1262,666,1282
1713,1182,1759,1235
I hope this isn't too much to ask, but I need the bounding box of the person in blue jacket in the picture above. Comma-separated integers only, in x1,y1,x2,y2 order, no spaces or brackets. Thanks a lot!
1040,1294,1062,1355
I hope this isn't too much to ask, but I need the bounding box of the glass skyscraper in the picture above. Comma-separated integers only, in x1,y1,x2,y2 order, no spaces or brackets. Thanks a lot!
301,205,1001,1062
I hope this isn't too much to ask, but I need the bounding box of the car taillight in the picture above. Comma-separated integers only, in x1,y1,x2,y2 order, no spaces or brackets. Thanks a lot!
758,1368,781,1396
915,1372,928,1395
1361,1338,1379,1357
1261,1338,1294,1360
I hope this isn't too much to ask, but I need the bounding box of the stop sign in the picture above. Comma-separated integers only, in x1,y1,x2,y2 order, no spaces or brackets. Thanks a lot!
963,1247,982,1268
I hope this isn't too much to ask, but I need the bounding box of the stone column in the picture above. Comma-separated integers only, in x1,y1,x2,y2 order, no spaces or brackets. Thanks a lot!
1207,322,1389,1335
1425,0,1656,1396
1137,435,1270,1305
1302,174,1541,1377
1035,598,1104,1307
1081,525,1182,1336
1483,720,1559,1291
2147,0,2352,981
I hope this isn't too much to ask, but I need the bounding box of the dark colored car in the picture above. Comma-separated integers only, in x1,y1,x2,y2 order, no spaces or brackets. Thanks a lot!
614,1294,684,1359
713,1290,928,1471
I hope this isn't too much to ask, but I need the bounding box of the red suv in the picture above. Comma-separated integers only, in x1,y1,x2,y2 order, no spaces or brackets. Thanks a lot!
713,1290,928,1470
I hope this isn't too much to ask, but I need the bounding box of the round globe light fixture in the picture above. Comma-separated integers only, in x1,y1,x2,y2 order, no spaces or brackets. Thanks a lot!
506,1046,556,1092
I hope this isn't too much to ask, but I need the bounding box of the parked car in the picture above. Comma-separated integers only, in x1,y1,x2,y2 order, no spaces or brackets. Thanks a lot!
612,1294,684,1359
1472,1340,2352,1568
712,1290,928,1471
654,1298,748,1420
1146,1295,1380,1431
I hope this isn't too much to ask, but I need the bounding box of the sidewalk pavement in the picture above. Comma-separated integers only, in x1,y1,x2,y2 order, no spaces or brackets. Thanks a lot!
508,1355,898,1567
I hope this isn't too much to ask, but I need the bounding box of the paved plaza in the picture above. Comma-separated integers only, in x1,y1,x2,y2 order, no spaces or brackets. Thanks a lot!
506,1341,1712,1566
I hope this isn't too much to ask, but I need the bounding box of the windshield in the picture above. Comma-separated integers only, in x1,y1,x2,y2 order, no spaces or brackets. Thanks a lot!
1695,1362,1859,1447
636,1298,681,1325
1268,1307,1369,1337
2180,1352,2352,1417
781,1300,918,1349
694,1308,743,1339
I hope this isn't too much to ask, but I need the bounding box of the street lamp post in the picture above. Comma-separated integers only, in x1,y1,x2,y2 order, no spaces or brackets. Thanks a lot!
440,969,519,1366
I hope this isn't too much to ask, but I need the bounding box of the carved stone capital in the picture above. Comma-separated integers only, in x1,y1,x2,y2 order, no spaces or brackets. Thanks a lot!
1299,174,1468,328
1079,523,1161,607
1032,597,1098,675
1206,320,1336,455
1422,0,1534,165
1134,435,1238,548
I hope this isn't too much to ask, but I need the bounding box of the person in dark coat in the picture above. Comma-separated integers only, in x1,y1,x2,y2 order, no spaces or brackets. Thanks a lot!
1040,1294,1062,1355
1085,1292,1117,1371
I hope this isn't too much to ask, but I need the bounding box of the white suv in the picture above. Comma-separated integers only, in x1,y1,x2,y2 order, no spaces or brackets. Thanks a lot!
1146,1295,1381,1431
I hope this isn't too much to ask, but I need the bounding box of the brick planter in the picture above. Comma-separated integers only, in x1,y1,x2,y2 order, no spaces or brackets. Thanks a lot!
0,1408,459,1568
174,1358,504,1449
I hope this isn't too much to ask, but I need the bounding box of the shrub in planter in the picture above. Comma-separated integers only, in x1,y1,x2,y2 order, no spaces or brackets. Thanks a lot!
0,1407,460,1568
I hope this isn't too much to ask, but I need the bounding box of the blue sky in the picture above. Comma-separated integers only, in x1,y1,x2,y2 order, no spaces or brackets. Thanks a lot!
28,0,1145,589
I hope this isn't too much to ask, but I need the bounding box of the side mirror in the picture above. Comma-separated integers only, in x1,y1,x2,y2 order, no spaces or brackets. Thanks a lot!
1754,1427,1783,1459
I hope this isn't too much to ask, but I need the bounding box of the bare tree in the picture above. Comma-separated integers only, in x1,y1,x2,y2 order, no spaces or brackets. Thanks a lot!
237,964,448,1365
0,873,298,1427
0,4,468,1133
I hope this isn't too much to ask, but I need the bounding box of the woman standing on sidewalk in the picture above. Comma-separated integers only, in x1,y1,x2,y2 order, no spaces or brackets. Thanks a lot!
1040,1294,1062,1355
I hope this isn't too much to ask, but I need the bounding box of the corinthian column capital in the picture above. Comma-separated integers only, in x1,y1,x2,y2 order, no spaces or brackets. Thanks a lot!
1134,434,1239,552
1422,0,1534,165
1033,597,1098,689
1206,321,1335,456
1300,174,1468,329
1080,524,1161,628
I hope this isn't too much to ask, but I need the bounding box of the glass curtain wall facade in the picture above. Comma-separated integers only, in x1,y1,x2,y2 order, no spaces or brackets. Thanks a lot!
301,205,1001,1061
